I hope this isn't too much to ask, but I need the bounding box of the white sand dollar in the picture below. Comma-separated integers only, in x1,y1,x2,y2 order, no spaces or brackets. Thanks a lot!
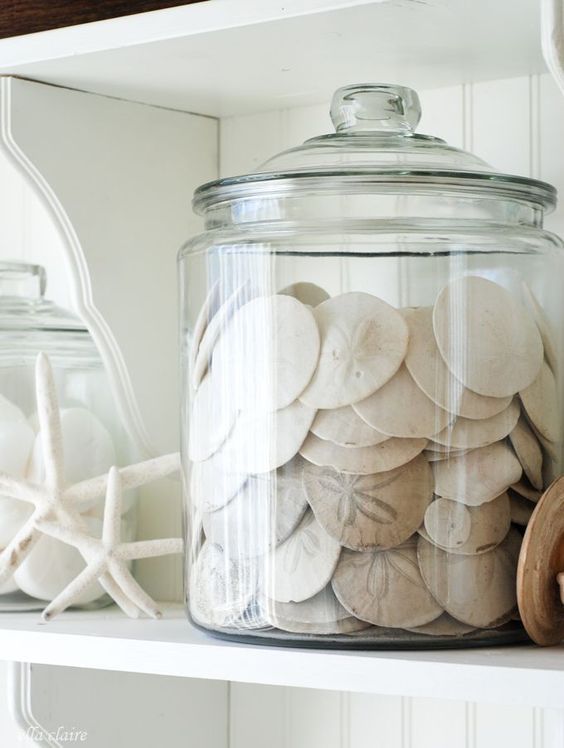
279,282,330,307
265,511,341,603
0,394,27,425
188,370,237,462
417,529,521,628
520,360,560,443
202,458,309,558
509,415,543,490
432,399,520,450
190,452,247,513
433,442,522,506
425,448,472,462
300,292,408,409
405,613,476,637
303,455,433,550
353,364,451,438
433,275,543,398
311,406,388,447
422,493,510,555
0,419,35,477
300,432,426,475
0,498,33,548
222,399,315,474
403,306,511,419
521,281,558,373
190,541,258,628
213,294,320,412
332,538,443,628
189,279,221,377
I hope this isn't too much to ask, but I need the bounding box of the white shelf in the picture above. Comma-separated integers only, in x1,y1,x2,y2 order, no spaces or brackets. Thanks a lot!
0,604,562,708
0,0,546,117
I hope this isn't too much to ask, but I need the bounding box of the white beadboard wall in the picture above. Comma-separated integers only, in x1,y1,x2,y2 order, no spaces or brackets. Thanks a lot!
221,72,564,748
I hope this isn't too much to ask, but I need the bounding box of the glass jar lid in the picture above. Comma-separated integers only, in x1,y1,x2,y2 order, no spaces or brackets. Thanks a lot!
194,83,555,212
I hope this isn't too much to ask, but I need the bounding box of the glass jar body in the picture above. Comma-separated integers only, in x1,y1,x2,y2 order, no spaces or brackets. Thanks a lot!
181,216,563,648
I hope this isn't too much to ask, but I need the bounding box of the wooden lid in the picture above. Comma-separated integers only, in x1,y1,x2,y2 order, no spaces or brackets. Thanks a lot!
517,476,564,645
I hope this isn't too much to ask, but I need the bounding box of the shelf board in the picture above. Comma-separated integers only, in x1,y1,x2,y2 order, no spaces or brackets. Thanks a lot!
0,0,546,117
0,603,563,707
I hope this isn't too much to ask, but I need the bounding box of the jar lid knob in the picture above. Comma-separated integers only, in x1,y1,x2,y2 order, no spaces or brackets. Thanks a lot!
330,83,421,134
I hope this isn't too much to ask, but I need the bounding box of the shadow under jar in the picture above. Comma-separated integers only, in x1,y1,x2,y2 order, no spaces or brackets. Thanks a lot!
180,83,564,648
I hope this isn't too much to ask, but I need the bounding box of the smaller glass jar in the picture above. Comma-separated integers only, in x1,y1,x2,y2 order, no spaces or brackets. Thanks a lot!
0,262,136,611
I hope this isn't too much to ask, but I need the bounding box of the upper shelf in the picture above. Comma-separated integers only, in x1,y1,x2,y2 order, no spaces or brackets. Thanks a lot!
0,0,546,117
1,604,564,708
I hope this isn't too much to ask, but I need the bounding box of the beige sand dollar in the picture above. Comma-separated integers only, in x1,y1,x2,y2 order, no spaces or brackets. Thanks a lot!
311,406,389,447
300,292,408,409
300,432,426,475
265,511,341,603
188,370,237,462
303,455,433,550
520,360,560,444
431,399,520,450
521,281,558,373
213,294,320,412
353,364,451,438
332,537,443,628
509,415,543,490
510,480,542,503
422,493,511,555
433,442,522,506
203,458,309,558
403,306,511,419
417,529,521,628
405,613,476,637
425,448,472,462
279,281,330,307
433,276,543,398
509,491,534,526
222,399,315,474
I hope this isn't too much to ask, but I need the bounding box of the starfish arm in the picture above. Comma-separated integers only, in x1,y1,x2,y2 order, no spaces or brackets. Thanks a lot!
35,354,65,492
108,559,162,619
0,521,41,583
41,559,106,622
98,572,141,619
118,538,184,561
34,519,84,550
102,467,122,547
66,452,181,508
0,472,44,505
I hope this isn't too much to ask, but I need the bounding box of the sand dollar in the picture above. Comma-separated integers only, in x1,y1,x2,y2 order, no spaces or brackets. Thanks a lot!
433,442,522,506
432,399,520,450
300,292,408,409
417,529,521,628
303,455,433,550
188,370,237,462
311,406,388,447
403,306,511,419
404,613,476,637
189,279,221,377
190,452,247,513
509,415,543,490
424,498,471,550
264,511,341,603
353,364,451,438
433,275,543,398
521,282,558,373
213,294,320,412
332,538,443,628
279,282,330,307
425,448,472,462
510,480,542,503
300,432,426,475
509,491,534,526
520,360,560,444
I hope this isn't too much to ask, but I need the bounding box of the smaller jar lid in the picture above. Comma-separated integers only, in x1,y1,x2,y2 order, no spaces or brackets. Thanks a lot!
194,83,555,212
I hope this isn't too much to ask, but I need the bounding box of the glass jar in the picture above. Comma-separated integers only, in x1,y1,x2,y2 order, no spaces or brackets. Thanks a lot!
181,84,563,647
0,262,136,611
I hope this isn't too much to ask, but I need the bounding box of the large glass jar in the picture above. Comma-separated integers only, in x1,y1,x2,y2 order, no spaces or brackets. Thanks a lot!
0,262,136,611
181,84,563,647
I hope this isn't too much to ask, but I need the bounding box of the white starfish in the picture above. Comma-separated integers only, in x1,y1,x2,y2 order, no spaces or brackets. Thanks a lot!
0,353,180,593
37,466,184,621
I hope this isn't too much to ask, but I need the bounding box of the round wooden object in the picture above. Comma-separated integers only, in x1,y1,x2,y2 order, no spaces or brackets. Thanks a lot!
433,442,522,506
303,454,433,550
403,306,511,419
311,406,389,447
265,511,341,603
509,415,543,490
332,537,443,628
353,364,451,438
520,360,560,444
433,276,543,398
300,292,408,409
517,476,564,645
213,294,320,412
222,399,315,474
418,528,521,628
279,281,330,307
300,432,426,475
188,370,237,462
432,399,520,450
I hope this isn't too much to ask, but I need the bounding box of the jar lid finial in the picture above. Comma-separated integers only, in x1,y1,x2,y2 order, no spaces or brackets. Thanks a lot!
330,83,421,134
